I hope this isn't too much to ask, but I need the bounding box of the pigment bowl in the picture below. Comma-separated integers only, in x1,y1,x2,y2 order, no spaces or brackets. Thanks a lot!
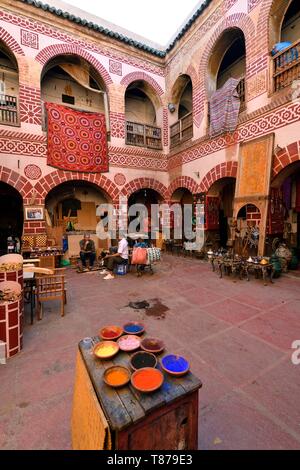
103,365,131,388
93,341,119,360
140,337,165,354
131,367,164,393
161,354,190,377
117,335,141,352
123,321,145,336
100,325,123,341
130,351,157,371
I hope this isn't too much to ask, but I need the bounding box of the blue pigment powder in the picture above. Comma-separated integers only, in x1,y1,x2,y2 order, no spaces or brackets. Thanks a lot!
162,355,189,373
124,324,143,334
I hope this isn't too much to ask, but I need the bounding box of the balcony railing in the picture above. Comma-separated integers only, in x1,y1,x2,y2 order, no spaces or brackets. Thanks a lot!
170,112,193,148
273,39,300,92
126,121,162,150
0,94,19,126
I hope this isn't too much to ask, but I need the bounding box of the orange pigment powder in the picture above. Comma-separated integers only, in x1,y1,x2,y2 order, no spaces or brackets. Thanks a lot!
106,369,129,386
133,369,162,390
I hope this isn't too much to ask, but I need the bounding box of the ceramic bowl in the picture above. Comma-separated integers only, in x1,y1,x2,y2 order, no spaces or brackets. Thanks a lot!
131,367,164,393
130,351,157,371
100,325,123,341
103,365,131,388
93,341,119,360
161,354,190,377
140,337,165,354
117,335,141,352
123,321,145,336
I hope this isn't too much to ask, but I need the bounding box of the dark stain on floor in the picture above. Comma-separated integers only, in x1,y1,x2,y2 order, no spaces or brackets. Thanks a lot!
127,298,169,319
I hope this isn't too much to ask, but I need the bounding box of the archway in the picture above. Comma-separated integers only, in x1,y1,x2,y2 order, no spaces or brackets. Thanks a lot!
0,40,19,126
235,204,261,256
270,0,300,91
127,188,163,246
205,177,236,249
45,180,112,258
269,160,300,263
41,54,108,126
170,188,194,241
170,75,193,147
125,80,162,150
0,182,23,255
207,28,246,111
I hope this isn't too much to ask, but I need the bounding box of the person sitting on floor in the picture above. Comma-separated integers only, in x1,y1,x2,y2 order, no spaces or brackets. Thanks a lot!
101,233,128,280
79,234,96,271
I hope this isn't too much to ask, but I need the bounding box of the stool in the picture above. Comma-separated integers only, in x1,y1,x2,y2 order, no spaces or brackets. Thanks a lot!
114,262,128,276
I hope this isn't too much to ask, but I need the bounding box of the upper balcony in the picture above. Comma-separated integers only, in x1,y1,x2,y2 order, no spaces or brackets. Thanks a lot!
125,80,162,151
0,94,19,126
170,112,193,148
272,40,300,92
126,121,162,150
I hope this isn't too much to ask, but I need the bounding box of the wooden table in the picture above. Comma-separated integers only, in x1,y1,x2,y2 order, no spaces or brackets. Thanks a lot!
72,337,202,450
245,262,274,285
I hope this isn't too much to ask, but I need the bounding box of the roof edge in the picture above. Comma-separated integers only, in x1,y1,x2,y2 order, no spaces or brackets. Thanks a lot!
18,0,213,58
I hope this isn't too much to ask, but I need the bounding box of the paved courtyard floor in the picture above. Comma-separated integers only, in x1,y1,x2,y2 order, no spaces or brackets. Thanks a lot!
1,254,300,450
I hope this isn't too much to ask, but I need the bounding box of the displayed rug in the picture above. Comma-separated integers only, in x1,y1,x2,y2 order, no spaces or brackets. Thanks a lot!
46,102,108,173
209,77,241,137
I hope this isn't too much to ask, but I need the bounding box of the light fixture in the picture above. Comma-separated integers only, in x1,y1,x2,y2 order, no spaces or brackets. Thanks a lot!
194,172,200,179
168,103,176,113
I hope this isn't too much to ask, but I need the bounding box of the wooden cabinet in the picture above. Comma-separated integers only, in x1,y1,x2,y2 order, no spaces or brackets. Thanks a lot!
72,340,202,450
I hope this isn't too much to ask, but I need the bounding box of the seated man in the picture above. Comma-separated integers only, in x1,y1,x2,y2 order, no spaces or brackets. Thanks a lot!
101,233,128,280
79,234,96,271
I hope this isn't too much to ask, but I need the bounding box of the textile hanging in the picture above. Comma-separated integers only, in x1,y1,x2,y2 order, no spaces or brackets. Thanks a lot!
282,177,292,211
46,102,108,173
209,77,241,137
205,196,220,230
267,188,285,234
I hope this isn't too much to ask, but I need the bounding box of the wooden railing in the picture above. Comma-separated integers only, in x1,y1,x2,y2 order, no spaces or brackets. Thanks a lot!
170,112,193,148
126,121,162,150
0,94,19,126
273,39,300,92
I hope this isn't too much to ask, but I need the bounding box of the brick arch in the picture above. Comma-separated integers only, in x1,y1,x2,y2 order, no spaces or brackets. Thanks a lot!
34,170,120,202
198,13,256,80
0,166,32,199
121,178,168,200
257,0,290,50
272,141,300,178
120,71,164,102
195,13,256,119
35,43,113,88
168,176,198,198
199,161,238,193
0,27,25,56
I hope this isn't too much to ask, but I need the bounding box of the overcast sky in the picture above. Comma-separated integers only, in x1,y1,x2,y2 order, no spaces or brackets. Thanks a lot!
60,0,203,46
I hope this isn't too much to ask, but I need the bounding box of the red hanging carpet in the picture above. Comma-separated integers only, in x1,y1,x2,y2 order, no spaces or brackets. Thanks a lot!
46,102,108,173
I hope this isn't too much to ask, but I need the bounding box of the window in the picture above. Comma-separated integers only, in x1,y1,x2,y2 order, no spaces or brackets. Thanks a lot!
62,94,75,105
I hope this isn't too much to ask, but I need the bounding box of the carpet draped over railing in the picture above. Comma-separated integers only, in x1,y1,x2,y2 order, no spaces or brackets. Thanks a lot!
209,77,241,138
46,102,108,173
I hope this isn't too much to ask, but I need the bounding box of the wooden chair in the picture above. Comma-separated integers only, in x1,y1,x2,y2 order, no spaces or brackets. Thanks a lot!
53,268,67,304
36,274,66,320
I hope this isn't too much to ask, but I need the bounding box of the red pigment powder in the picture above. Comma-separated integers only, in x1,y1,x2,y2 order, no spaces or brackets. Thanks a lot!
103,330,118,339
133,369,162,391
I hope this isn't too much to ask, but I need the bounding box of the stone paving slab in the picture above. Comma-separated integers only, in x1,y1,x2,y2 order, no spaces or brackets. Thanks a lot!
1,255,300,450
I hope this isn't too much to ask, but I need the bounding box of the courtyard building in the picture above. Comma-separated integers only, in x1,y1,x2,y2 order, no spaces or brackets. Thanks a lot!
1,0,300,452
